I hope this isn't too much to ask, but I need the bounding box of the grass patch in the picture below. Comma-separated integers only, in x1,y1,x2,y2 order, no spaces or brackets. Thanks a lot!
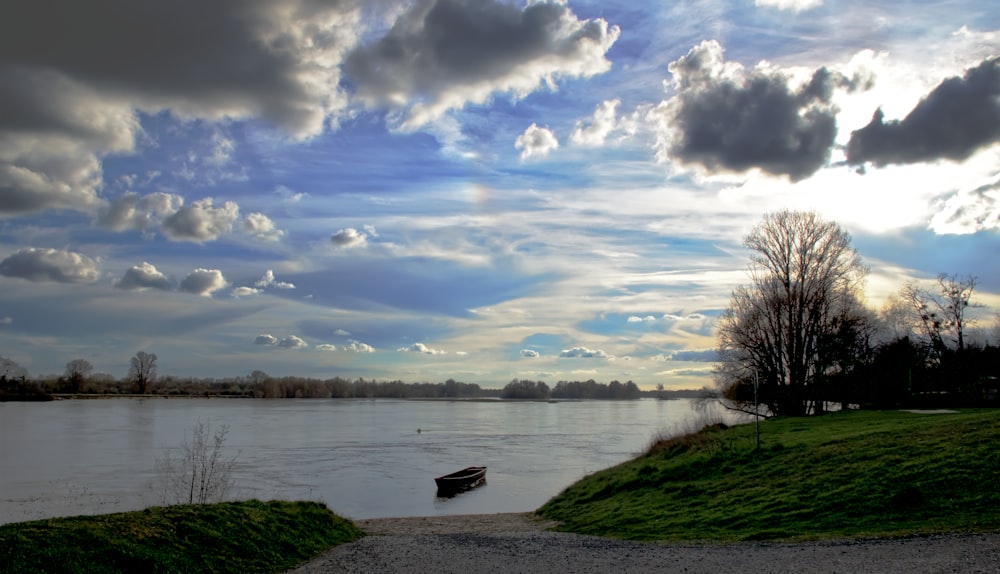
0,499,362,574
538,409,1000,542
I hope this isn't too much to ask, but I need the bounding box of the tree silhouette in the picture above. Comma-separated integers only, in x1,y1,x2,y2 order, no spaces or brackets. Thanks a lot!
715,211,869,416
64,358,93,393
129,351,157,394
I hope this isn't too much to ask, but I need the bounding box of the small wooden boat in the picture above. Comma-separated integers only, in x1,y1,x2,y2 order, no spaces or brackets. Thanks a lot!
434,466,487,494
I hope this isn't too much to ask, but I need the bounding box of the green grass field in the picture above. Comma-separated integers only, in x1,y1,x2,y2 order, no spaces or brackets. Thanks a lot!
0,500,362,574
538,409,1000,541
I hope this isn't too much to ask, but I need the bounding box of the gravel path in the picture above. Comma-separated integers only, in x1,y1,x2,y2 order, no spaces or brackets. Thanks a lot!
287,513,1000,574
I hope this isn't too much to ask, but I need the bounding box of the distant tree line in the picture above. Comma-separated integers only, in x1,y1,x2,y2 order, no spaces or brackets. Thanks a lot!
500,378,641,400
715,210,1000,417
252,375,491,399
2,352,650,402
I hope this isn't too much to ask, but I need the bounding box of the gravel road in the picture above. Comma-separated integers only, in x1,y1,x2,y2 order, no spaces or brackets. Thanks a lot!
286,513,1000,574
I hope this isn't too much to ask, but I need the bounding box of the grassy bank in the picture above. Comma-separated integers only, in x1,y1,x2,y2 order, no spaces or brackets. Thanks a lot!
538,409,1000,541
0,500,362,574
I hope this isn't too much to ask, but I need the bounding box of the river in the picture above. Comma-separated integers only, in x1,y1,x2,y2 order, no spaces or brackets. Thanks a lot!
0,397,743,524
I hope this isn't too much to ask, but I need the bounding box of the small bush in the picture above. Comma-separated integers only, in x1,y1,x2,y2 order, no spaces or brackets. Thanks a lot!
155,420,239,505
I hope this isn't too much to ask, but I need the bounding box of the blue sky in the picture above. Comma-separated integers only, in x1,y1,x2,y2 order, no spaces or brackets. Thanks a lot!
1,0,999,388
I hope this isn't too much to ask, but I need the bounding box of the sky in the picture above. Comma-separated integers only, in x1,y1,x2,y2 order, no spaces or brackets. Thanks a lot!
1,0,999,389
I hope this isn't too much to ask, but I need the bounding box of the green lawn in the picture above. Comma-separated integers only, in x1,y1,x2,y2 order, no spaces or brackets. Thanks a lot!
0,500,362,574
538,409,1000,541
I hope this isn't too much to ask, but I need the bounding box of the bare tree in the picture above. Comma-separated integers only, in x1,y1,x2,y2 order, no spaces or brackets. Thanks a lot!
156,420,239,505
129,351,157,394
715,210,869,416
878,293,919,342
0,356,28,381
0,356,29,397
903,273,979,353
64,358,93,393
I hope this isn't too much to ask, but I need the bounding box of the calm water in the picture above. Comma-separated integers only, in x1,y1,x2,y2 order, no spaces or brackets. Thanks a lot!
0,397,741,524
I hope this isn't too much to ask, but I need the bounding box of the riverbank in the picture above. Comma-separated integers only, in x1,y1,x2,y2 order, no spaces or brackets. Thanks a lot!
539,409,1000,540
0,500,362,574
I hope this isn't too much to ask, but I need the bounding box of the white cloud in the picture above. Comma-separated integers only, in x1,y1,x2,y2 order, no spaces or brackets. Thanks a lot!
397,342,446,355
277,335,308,349
345,0,619,129
520,349,540,358
162,198,240,242
100,192,244,243
570,99,620,146
178,268,227,297
316,344,337,351
231,286,261,297
244,212,285,241
515,123,559,160
928,178,1000,234
0,248,100,284
115,262,172,291
627,315,657,323
204,132,235,167
254,333,308,349
331,227,369,248
254,270,295,290
254,334,279,346
754,0,822,12
274,185,307,203
662,313,707,321
334,329,352,336
98,192,184,233
0,317,12,325
345,341,375,353
559,347,610,358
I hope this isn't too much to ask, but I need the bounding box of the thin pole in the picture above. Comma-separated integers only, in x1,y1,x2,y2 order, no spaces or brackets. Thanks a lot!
754,370,760,450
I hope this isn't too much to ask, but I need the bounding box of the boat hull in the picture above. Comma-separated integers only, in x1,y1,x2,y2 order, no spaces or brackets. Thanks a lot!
434,466,487,496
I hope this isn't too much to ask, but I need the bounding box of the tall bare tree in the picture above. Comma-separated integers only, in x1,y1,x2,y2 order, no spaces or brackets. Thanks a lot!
129,351,157,394
715,211,869,416
64,358,93,393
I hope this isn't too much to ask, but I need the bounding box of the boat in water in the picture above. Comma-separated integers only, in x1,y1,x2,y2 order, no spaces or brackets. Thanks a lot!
434,466,487,496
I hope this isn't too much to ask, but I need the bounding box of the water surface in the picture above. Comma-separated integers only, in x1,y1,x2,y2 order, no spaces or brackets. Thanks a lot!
0,397,740,523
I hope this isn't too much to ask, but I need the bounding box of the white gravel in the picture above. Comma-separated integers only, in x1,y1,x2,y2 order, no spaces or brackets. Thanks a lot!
286,513,1000,574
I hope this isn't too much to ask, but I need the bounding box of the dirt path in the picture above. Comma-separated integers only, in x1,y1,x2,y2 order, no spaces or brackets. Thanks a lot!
287,513,1000,574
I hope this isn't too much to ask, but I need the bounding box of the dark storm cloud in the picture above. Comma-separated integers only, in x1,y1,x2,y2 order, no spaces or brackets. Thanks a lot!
656,41,860,181
0,0,361,135
846,57,1000,167
344,0,618,127
0,0,363,215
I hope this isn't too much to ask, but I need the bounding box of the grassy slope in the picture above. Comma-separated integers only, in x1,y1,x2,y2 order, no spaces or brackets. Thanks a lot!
538,409,1000,541
0,500,362,574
